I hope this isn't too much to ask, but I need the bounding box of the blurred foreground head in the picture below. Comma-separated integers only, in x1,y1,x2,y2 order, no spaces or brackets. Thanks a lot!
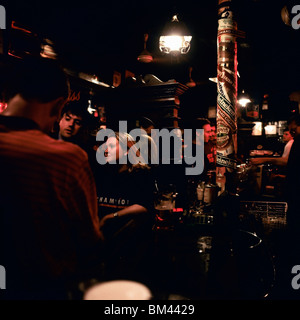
2,57,70,132
3,57,69,104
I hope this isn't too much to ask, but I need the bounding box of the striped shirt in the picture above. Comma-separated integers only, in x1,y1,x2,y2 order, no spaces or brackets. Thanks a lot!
0,116,102,291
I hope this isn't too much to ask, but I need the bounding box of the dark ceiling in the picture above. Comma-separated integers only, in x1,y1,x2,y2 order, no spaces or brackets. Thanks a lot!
3,0,300,119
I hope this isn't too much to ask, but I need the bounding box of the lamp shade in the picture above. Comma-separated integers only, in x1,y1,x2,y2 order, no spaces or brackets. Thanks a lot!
137,34,153,63
159,15,192,54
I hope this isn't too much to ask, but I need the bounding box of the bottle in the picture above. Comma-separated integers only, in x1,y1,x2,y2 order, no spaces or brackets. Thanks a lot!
216,171,226,196
204,171,219,205
195,181,205,214
203,172,213,205
196,181,205,202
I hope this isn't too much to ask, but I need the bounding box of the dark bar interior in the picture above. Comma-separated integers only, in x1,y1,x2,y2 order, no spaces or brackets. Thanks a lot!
1,0,300,303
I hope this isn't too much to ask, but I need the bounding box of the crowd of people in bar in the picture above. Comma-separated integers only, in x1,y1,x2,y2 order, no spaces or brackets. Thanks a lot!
1,57,300,300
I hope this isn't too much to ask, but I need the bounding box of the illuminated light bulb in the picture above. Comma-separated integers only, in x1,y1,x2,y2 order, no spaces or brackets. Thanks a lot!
159,15,192,55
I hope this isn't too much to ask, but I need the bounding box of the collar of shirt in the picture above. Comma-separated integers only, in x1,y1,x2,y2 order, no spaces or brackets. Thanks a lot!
0,115,40,130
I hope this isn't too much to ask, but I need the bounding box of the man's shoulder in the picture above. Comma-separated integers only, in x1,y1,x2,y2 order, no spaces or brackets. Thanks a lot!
283,139,294,152
0,128,88,165
287,139,294,147
26,130,88,164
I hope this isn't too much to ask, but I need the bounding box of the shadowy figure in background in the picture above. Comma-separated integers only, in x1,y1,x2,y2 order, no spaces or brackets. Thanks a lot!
209,120,217,165
139,116,155,136
286,115,300,232
183,117,214,180
135,116,158,167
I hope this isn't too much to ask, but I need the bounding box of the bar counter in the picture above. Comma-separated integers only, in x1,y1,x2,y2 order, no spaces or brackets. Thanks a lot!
73,192,292,300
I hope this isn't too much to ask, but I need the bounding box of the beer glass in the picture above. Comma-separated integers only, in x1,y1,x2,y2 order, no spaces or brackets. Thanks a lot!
153,184,177,230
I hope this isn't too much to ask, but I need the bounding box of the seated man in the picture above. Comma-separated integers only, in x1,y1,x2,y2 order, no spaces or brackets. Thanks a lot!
250,127,294,167
250,127,294,197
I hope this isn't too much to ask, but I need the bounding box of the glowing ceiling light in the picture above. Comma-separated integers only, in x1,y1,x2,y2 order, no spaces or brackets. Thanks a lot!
159,15,192,55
